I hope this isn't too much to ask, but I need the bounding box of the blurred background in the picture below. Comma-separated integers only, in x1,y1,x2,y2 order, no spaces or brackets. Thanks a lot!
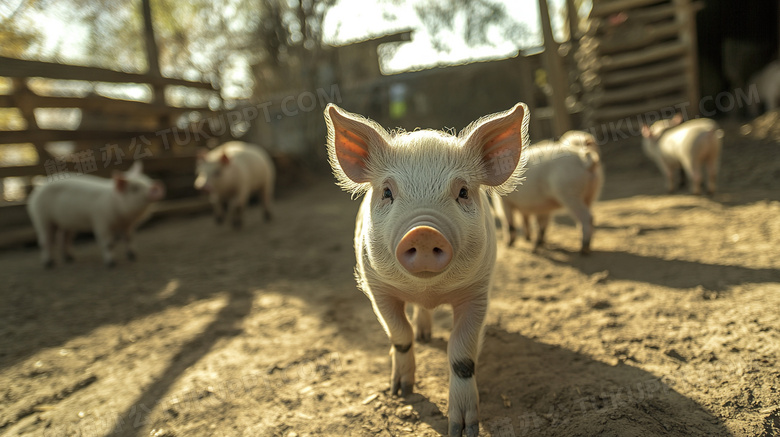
0,0,778,241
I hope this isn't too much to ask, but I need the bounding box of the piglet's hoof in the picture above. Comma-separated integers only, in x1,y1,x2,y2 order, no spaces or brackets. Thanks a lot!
391,380,414,397
416,330,432,343
449,420,479,437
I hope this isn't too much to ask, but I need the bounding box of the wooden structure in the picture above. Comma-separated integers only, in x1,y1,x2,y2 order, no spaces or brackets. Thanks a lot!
577,0,702,125
0,55,225,246
0,0,225,247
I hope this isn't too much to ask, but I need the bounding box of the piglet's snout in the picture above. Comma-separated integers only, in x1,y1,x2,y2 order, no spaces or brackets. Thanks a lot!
395,226,453,276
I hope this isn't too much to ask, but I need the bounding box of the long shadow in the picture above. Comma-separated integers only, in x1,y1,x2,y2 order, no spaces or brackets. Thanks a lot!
370,325,734,436
0,247,241,371
477,326,733,436
552,215,680,235
0,182,361,372
544,248,778,291
104,288,253,437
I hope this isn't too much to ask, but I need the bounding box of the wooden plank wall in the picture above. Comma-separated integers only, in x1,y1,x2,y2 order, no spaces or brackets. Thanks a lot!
577,0,703,127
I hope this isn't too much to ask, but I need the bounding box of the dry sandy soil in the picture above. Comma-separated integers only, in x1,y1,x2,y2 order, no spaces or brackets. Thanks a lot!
0,120,778,437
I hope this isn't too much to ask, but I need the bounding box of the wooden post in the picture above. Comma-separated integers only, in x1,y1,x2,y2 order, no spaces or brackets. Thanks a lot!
11,78,54,163
673,0,700,118
538,0,571,136
517,54,542,141
142,0,162,102
565,0,580,49
141,0,171,151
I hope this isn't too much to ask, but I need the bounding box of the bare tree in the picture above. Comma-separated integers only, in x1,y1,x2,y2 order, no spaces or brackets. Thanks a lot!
410,0,533,54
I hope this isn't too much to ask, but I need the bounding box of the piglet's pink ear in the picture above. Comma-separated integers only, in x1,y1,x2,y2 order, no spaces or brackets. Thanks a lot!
220,152,230,165
325,104,389,193
113,171,127,192
641,124,651,138
671,113,684,126
463,103,529,188
127,160,143,175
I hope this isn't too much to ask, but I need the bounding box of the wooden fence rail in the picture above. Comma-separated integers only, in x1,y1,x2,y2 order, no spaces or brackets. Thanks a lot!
0,53,225,247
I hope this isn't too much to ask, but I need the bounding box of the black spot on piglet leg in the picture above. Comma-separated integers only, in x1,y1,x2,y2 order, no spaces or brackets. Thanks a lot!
394,343,412,353
451,358,475,379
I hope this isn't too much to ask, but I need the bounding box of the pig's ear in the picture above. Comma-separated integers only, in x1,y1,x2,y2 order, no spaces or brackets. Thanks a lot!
641,124,651,138
220,152,230,165
113,171,128,193
127,160,143,175
462,103,529,194
325,104,389,195
671,113,683,126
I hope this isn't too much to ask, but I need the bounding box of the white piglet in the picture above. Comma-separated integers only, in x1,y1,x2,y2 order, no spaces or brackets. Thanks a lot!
502,131,604,254
641,114,723,195
559,129,601,155
325,103,528,436
27,161,165,268
194,141,275,228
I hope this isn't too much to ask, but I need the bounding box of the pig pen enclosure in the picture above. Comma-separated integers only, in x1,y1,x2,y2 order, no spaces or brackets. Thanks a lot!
1,120,779,437
2,0,780,436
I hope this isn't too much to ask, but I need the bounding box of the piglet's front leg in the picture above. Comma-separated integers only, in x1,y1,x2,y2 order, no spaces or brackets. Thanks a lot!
372,293,416,397
448,294,487,437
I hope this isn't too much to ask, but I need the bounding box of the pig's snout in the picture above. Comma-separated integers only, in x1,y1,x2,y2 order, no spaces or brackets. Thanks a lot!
194,176,211,193
395,226,453,277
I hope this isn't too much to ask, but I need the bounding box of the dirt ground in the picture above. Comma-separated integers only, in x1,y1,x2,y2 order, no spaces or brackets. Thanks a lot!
1,119,778,437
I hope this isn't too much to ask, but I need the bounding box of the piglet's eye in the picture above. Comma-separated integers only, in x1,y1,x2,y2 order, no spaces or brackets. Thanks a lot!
382,187,394,202
458,187,469,199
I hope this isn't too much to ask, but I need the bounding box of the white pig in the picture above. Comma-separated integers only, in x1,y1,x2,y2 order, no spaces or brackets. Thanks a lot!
559,129,602,155
194,141,275,228
27,161,165,267
502,132,604,254
747,59,780,116
641,114,723,195
325,103,528,436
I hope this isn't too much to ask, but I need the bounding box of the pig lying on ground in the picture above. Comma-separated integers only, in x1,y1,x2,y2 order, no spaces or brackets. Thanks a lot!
325,103,528,436
748,59,780,116
194,141,275,228
501,131,604,255
641,114,723,195
27,161,165,268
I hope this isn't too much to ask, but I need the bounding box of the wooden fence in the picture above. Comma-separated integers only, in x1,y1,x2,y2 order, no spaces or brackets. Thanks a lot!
577,0,703,126
0,55,225,247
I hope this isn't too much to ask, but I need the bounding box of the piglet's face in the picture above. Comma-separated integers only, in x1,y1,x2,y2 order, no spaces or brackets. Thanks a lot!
325,104,528,286
194,152,231,193
114,161,165,211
